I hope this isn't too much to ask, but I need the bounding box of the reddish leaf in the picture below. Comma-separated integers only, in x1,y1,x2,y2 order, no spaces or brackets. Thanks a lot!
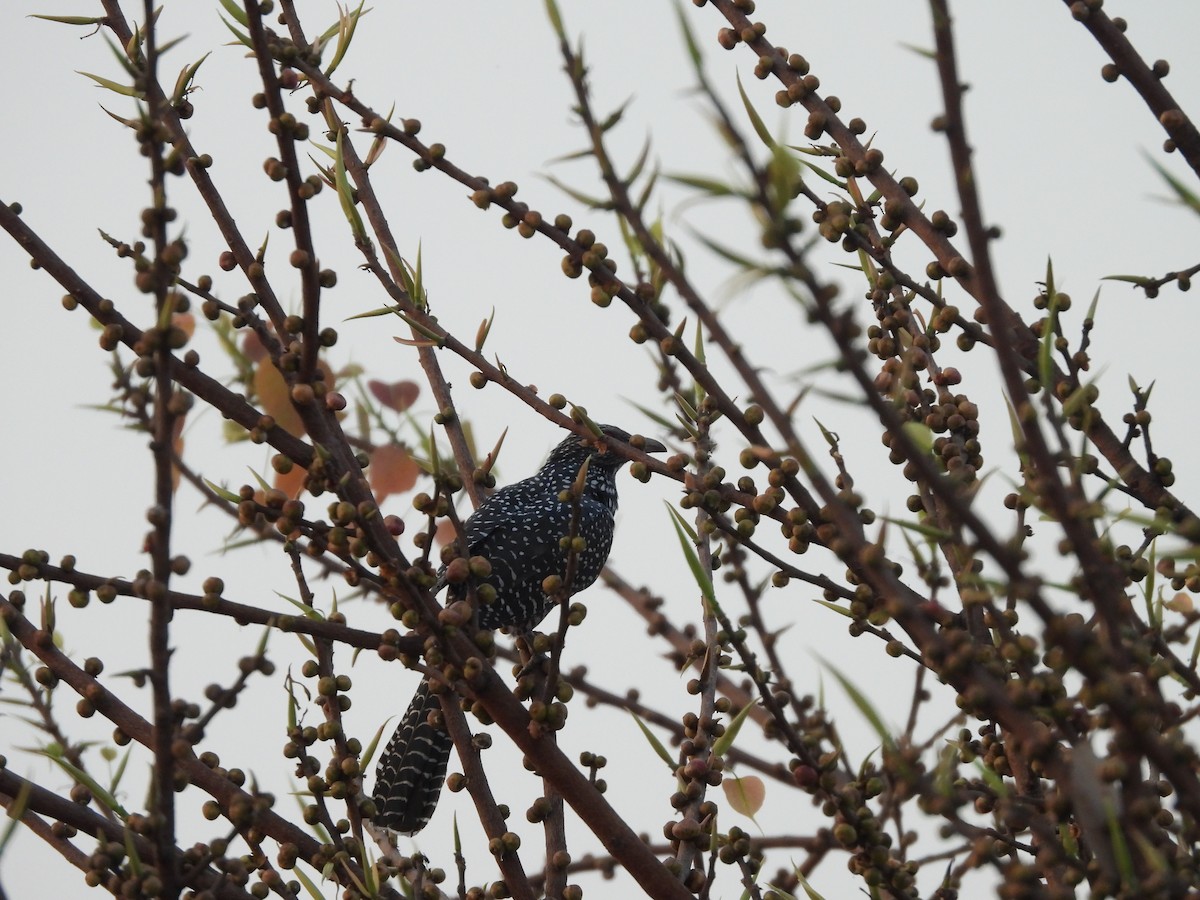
434,518,459,548
251,358,336,439
253,359,305,437
368,378,420,413
369,444,421,503
242,330,268,363
172,311,195,340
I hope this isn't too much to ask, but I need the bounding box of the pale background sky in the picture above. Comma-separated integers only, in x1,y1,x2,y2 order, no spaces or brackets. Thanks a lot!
2,2,1199,897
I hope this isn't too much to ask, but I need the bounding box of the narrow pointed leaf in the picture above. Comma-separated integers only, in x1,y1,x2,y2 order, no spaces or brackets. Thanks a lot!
544,0,566,41
666,504,716,605
334,129,367,243
736,71,775,149
629,712,675,768
30,14,105,25
819,657,896,750
76,71,140,97
712,699,757,757
218,14,252,48
217,0,248,25
325,2,368,78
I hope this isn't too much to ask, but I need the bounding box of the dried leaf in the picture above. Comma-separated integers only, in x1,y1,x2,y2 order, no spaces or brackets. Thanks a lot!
1164,592,1194,614
723,774,765,818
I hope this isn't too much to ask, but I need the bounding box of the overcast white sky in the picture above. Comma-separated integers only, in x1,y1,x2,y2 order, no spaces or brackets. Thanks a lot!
3,2,1200,897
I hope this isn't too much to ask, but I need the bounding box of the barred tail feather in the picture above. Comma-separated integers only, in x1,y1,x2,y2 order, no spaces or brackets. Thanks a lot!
372,677,453,835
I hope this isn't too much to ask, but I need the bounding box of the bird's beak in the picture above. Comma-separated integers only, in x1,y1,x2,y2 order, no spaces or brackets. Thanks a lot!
639,436,667,454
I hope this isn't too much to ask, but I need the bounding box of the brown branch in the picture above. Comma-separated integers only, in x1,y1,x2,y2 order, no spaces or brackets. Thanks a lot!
0,596,402,898
0,201,315,470
139,5,181,891
0,770,255,899
0,552,415,656
1060,1,1200,178
439,694,536,900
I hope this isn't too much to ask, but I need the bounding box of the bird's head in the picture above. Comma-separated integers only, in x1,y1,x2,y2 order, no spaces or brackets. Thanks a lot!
545,424,667,471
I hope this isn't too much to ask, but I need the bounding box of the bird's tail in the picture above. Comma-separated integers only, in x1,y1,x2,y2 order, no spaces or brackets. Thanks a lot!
371,676,453,835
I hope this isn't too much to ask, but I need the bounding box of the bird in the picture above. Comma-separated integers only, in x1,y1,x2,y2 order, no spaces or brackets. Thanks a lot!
371,424,666,836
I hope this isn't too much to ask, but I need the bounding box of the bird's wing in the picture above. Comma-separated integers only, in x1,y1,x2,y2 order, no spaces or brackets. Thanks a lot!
468,484,573,568
432,481,565,590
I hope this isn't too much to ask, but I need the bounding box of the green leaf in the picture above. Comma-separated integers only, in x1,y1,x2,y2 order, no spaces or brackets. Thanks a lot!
674,390,698,426
292,864,326,900
1106,800,1136,886
388,308,444,347
672,0,705,76
900,420,934,455
1145,152,1200,216
544,0,566,41
790,868,826,900
0,777,32,862
102,30,141,77
974,759,1010,798
29,14,105,25
666,504,717,607
623,136,653,188
124,828,142,876
358,718,391,773
1101,274,1153,287
622,400,678,436
812,418,838,448
664,173,739,198
1085,286,1101,324
819,657,896,751
344,304,400,321
736,71,775,150
1003,396,1031,470
325,1,368,78
334,128,367,244
1038,258,1059,391
879,515,952,541
108,747,131,798
203,479,242,503
598,97,633,134
688,228,763,271
766,142,802,213
898,42,936,60
475,307,496,353
217,0,248,26
629,712,675,769
218,14,252,48
276,592,324,622
543,173,612,210
42,748,129,818
790,154,847,190
76,71,141,97
811,598,852,618
635,172,659,225
712,699,757,757
171,52,211,106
